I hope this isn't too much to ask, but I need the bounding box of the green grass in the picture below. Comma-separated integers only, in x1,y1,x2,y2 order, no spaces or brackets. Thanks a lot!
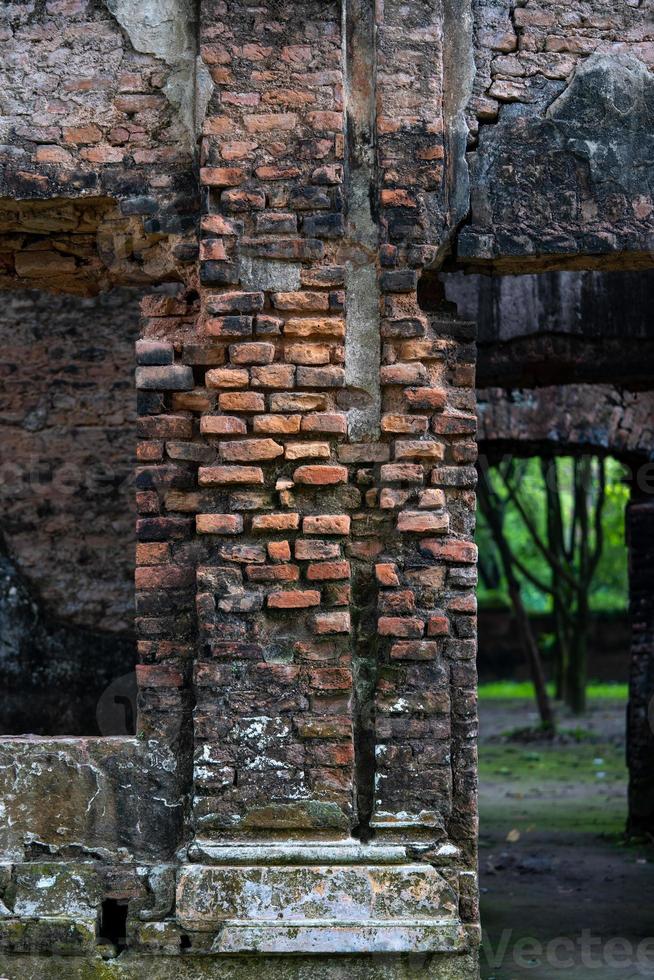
479,740,627,836
478,680,628,701
480,741,625,784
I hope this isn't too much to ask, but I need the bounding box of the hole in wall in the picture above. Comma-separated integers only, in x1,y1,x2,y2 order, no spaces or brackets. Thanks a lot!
98,898,129,952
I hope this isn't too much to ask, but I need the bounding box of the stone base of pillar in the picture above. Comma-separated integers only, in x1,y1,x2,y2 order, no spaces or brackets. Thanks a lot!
176,840,478,958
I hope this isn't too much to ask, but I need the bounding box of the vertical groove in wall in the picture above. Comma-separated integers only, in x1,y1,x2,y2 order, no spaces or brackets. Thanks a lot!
343,0,381,444
351,564,379,840
343,0,381,838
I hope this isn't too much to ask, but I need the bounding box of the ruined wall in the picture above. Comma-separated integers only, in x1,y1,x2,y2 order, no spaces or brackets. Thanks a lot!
0,0,653,976
477,384,654,462
446,269,654,387
0,0,201,293
457,0,654,270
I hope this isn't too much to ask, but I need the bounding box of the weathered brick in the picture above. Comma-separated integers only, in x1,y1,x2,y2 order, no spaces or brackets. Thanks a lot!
199,466,265,486
251,364,296,388
285,441,330,460
201,415,248,435
375,563,400,587
135,365,194,391
253,414,302,434
301,412,348,434
219,392,266,412
271,393,328,412
251,513,300,532
296,540,341,560
313,611,350,634
303,515,351,535
268,590,321,608
378,617,425,638
206,367,250,389
294,465,348,485
220,439,284,461
229,342,275,365
196,514,244,535
306,560,350,581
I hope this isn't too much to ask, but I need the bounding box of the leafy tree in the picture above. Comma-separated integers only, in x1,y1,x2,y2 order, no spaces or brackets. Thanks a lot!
477,455,629,715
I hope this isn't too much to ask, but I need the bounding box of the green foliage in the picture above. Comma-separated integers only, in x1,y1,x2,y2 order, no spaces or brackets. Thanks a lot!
477,455,629,613
478,680,628,701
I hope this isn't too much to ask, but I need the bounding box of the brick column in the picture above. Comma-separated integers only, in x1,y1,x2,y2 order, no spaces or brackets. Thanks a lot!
132,0,481,967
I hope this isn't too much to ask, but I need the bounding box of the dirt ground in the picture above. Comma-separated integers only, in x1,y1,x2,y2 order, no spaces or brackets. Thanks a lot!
478,699,654,979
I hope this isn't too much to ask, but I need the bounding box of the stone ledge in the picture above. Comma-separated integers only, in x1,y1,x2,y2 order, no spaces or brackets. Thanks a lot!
176,863,464,953
213,921,467,955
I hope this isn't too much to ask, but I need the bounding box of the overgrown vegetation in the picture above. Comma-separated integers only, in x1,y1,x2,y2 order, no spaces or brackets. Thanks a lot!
477,455,629,718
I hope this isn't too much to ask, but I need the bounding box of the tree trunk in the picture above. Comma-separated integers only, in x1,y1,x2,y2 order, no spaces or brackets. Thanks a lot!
479,477,555,731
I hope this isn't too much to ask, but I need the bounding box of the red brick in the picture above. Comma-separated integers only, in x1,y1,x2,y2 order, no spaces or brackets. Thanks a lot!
419,539,478,562
448,594,477,613
397,511,449,533
251,364,296,388
136,665,184,688
375,563,400,588
252,513,300,532
285,442,330,460
246,564,300,582
380,363,428,385
380,188,417,208
136,542,170,566
390,641,440,661
200,239,229,262
268,540,292,561
313,611,350,634
308,668,352,691
201,415,247,435
285,343,332,365
268,590,321,608
220,439,284,461
219,392,266,412
427,616,450,636
196,514,244,534
307,560,350,581
199,466,265,486
301,413,348,434
378,617,425,638
380,464,424,483
296,540,341,560
254,414,302,434
244,112,298,132
229,342,275,365
284,317,345,339
272,291,330,311
395,440,444,461
303,515,351,535
381,413,429,434
206,368,249,389
405,387,447,410
271,393,329,412
380,488,411,510
135,566,195,589
200,166,244,186
294,465,348,485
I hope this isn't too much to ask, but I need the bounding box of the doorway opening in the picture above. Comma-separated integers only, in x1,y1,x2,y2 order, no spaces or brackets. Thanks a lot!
440,266,654,979
0,287,140,735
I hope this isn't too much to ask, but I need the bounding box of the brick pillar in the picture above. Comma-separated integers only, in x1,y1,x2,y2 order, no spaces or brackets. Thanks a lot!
132,0,481,967
627,498,654,835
